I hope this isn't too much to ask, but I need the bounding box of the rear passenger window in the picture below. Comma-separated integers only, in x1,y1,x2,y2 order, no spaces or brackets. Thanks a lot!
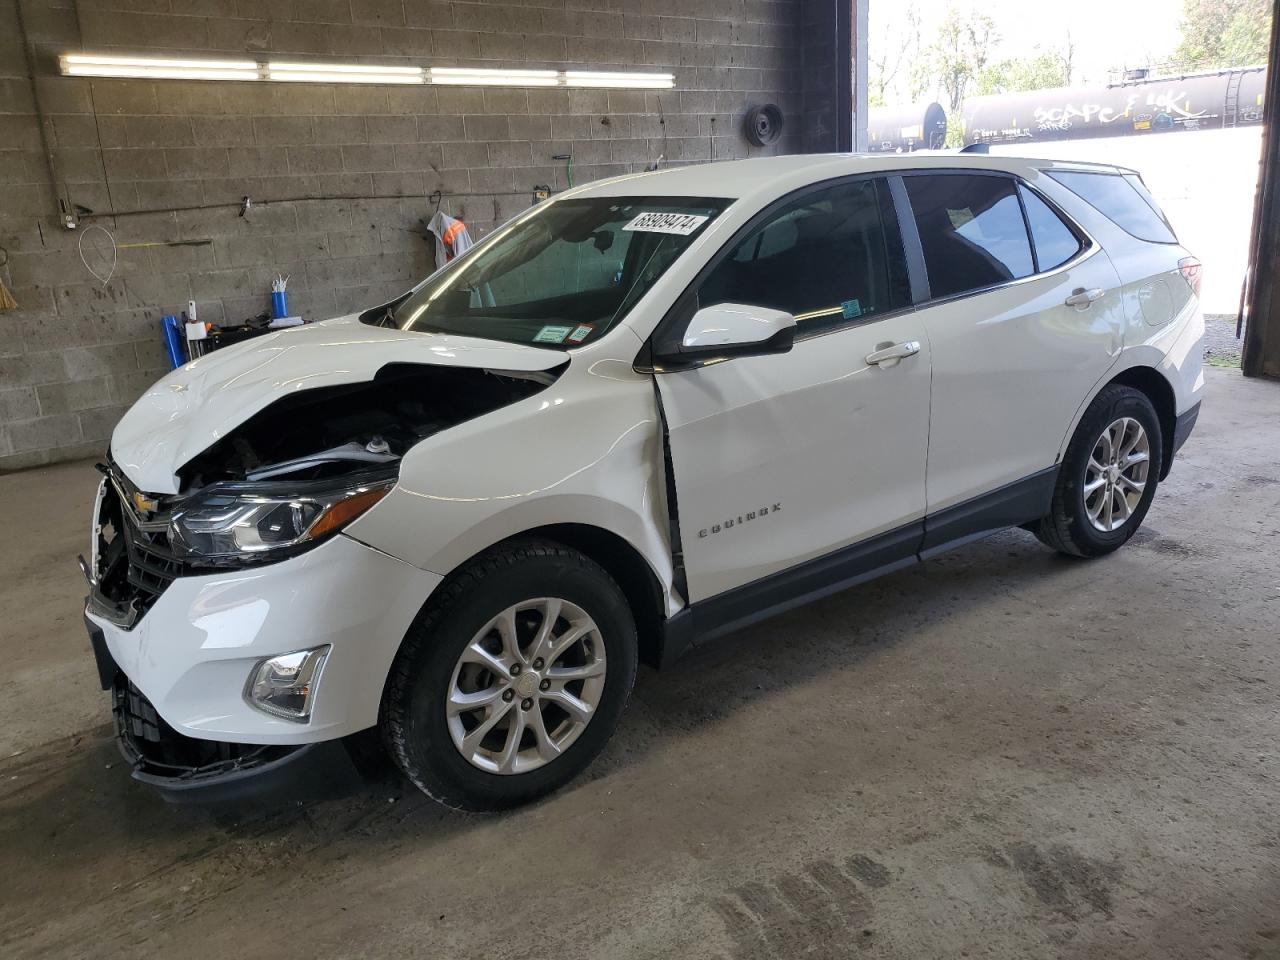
1018,185,1081,270
698,178,911,330
1047,170,1177,244
904,174,1034,300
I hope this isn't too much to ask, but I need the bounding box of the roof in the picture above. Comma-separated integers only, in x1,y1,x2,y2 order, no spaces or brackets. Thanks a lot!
569,153,1130,205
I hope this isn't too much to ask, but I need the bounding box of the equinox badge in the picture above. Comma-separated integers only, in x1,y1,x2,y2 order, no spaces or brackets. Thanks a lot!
698,503,781,539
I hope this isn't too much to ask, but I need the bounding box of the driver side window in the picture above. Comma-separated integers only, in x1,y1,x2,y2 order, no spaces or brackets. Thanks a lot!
698,178,911,331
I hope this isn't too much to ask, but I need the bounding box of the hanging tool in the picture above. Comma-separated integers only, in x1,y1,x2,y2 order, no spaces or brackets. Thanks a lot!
552,154,573,188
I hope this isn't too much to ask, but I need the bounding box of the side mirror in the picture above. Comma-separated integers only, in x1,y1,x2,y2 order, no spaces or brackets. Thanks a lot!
656,303,797,366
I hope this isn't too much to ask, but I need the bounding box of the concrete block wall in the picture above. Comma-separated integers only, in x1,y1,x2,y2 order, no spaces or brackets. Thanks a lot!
0,0,804,471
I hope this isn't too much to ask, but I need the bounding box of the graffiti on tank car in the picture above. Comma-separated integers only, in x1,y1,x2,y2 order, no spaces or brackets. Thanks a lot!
1034,93,1137,127
886,64,1264,149
1032,88,1212,133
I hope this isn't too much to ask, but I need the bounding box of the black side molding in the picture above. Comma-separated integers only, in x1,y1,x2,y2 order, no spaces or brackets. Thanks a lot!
920,466,1057,559
659,466,1060,664
680,522,922,649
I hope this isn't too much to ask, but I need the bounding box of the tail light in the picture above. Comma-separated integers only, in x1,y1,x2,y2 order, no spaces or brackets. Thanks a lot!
1178,256,1202,297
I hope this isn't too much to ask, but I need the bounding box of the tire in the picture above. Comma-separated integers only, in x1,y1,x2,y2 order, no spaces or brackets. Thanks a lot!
381,540,638,811
1035,384,1164,558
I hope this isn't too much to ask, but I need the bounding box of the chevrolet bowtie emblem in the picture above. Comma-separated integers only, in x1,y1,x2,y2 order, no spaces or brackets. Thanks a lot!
132,491,159,514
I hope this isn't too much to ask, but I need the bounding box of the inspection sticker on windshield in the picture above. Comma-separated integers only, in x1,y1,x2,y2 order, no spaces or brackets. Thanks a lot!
622,212,709,235
533,324,573,344
567,323,595,343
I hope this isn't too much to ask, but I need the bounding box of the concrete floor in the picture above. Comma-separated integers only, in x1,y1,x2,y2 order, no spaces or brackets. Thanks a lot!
1,366,1278,960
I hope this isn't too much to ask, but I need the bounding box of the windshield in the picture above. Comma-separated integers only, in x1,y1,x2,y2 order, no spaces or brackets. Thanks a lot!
371,195,730,348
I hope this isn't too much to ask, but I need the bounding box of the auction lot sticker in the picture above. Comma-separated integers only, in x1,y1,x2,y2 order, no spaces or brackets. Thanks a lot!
622,212,709,235
533,325,573,343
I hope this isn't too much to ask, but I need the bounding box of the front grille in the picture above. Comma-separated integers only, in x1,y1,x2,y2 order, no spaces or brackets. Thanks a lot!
119,510,182,601
114,673,165,744
91,463,190,624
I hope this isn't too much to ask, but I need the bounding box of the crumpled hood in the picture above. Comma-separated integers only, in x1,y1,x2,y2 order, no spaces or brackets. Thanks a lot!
111,315,566,494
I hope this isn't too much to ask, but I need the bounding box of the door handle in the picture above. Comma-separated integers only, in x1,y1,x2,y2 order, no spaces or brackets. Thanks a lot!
1065,287,1104,307
865,340,920,369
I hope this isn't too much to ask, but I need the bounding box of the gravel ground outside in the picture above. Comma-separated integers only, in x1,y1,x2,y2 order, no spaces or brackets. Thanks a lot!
1204,314,1245,366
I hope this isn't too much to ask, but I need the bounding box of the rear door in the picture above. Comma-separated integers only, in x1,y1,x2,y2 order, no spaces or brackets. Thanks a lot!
1044,168,1198,334
653,176,931,602
899,171,1126,532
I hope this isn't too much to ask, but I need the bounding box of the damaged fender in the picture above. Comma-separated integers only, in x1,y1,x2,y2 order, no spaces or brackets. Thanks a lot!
345,345,679,611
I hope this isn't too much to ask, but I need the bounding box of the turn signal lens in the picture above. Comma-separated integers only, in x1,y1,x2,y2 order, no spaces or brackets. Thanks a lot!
1178,256,1203,297
307,485,391,539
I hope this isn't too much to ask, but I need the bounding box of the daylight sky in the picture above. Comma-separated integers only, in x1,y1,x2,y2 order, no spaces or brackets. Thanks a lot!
870,0,1188,103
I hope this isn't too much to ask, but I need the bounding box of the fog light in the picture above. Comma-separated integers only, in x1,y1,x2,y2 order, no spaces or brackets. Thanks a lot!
245,646,329,722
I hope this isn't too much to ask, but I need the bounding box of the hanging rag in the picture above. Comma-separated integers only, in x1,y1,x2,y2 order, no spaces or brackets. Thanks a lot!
425,210,474,271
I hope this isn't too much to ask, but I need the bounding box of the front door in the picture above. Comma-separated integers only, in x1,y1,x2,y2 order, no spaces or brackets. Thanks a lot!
654,177,932,602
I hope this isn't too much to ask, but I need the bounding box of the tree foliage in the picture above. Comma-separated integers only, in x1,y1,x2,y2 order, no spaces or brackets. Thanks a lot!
927,5,998,115
976,46,1073,97
869,4,923,108
1173,0,1272,69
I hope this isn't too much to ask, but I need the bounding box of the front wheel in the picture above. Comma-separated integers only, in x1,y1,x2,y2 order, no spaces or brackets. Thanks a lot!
1035,384,1164,558
381,541,637,811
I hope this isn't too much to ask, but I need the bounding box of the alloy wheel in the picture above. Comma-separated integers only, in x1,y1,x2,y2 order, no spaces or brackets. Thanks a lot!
1084,416,1150,532
446,598,607,775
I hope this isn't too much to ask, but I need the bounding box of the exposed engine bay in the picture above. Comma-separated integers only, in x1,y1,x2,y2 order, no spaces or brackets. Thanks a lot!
85,362,560,625
177,362,559,491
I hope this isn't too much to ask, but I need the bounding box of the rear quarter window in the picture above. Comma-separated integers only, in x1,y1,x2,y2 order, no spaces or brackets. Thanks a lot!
1018,185,1082,270
1047,170,1177,244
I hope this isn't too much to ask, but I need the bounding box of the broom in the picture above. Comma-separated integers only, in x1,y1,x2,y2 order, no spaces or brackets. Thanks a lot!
0,277,16,311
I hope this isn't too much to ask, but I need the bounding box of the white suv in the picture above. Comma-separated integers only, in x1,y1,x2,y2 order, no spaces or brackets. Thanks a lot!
84,154,1204,810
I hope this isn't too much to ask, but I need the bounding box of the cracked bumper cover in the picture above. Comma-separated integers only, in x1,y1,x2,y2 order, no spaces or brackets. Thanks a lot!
84,533,441,747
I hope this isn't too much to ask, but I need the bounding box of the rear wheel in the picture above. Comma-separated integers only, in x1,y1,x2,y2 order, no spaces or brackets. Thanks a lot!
1035,385,1163,558
382,541,637,811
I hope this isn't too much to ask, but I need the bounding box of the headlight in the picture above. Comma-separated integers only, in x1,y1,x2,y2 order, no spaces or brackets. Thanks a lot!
168,473,394,562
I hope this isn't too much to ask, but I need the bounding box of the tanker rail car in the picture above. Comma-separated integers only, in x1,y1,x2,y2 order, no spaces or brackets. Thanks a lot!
868,65,1265,152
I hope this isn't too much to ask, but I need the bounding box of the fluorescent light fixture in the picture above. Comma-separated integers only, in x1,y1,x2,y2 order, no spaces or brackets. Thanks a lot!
269,61,423,74
268,71,422,84
566,70,674,89
60,54,258,81
65,65,260,80
268,61,424,84
59,53,675,89
64,55,257,70
430,67,559,87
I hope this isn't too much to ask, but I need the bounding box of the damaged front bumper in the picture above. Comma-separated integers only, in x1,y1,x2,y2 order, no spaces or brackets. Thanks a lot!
100,659,366,804
83,529,441,799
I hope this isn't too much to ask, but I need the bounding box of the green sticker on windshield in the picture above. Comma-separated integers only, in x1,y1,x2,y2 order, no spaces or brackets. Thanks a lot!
533,324,573,344
841,298,862,319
